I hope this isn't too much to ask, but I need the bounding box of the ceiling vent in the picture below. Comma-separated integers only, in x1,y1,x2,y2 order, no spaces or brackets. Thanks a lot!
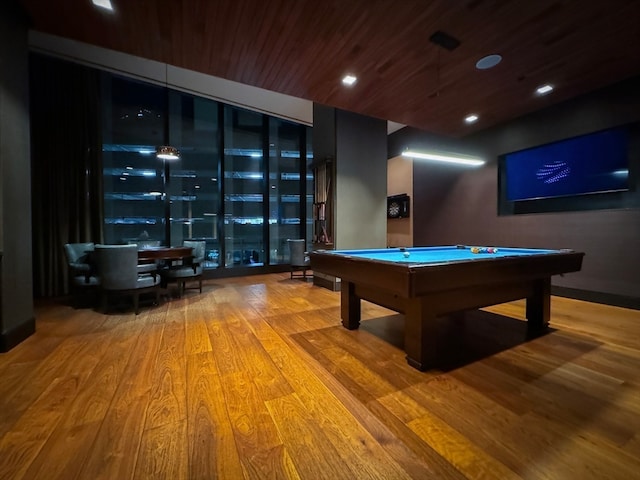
429,31,460,51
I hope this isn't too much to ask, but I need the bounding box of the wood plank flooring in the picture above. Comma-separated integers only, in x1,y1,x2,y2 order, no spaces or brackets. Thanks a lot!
1,273,639,479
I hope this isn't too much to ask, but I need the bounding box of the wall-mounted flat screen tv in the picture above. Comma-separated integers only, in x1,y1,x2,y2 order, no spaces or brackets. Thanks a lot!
504,127,630,201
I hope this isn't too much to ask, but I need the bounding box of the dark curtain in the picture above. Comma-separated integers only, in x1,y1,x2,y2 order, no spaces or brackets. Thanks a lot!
30,54,104,297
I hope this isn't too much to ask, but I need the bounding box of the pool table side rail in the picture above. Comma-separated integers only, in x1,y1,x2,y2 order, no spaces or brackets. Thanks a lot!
409,250,584,297
310,252,413,296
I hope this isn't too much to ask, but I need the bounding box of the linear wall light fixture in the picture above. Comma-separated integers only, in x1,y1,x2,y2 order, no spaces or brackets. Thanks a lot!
402,150,485,167
92,0,113,11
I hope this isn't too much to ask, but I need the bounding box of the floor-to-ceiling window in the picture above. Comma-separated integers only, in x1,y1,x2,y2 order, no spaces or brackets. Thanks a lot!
223,107,265,267
305,126,314,250
167,92,221,267
269,118,305,264
102,75,166,245
102,72,311,272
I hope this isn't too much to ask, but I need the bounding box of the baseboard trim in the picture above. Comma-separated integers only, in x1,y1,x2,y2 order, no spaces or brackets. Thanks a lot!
552,286,640,311
0,317,36,352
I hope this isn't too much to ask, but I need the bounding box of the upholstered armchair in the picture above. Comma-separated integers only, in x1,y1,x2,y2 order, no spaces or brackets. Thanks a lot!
287,239,310,280
95,244,161,314
64,242,100,307
160,240,205,297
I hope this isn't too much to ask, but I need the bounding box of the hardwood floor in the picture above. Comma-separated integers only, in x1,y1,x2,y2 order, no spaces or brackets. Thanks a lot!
1,273,639,479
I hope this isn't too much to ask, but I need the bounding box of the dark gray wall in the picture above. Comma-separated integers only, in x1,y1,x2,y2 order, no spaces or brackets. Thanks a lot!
335,109,387,249
314,105,387,249
0,1,35,350
389,76,640,302
313,104,337,165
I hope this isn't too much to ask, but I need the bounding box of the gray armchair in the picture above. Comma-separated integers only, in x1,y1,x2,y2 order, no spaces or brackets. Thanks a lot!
160,240,205,297
95,244,161,314
287,239,310,280
64,242,100,307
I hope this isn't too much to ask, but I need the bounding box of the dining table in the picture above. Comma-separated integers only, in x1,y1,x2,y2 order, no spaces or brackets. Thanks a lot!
137,246,193,263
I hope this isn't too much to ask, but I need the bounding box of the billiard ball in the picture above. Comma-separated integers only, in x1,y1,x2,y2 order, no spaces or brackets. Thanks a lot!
471,246,499,254
403,251,410,258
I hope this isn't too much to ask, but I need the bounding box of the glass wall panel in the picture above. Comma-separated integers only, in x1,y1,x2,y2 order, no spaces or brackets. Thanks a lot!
101,70,312,272
167,92,221,267
223,107,265,267
305,126,314,251
102,75,166,245
268,118,303,264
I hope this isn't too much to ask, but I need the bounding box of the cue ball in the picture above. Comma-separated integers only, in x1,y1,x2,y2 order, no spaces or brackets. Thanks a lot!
403,251,410,258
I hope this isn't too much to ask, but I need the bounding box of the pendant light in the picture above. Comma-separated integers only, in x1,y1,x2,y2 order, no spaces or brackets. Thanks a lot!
156,145,180,160
156,64,180,161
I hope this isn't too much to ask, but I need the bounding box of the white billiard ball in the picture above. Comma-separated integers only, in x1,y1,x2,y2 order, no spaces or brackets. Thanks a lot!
403,251,410,258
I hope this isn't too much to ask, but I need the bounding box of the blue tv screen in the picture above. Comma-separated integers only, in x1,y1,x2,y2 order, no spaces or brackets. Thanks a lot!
504,127,630,201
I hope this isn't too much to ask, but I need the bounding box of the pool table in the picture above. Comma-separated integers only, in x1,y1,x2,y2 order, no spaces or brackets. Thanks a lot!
309,245,584,370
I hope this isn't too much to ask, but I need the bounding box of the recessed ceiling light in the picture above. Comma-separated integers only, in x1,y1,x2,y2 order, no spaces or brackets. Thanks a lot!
475,54,502,70
465,114,479,124
92,0,114,11
536,84,554,95
342,75,357,86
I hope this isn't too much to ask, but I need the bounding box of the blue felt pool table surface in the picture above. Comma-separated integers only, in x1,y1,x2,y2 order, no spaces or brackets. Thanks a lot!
323,245,558,264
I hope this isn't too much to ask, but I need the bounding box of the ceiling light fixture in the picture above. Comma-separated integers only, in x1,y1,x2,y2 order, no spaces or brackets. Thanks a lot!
156,145,180,160
465,114,479,123
475,54,502,70
156,64,180,161
536,84,554,95
342,75,357,86
92,0,113,11
402,150,485,167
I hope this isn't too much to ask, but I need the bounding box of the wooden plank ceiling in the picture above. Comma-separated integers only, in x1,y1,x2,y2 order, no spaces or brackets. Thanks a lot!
18,0,640,137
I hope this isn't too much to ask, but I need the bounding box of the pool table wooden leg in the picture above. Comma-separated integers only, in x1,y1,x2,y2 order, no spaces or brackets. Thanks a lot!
341,281,361,330
404,298,438,371
526,278,551,333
